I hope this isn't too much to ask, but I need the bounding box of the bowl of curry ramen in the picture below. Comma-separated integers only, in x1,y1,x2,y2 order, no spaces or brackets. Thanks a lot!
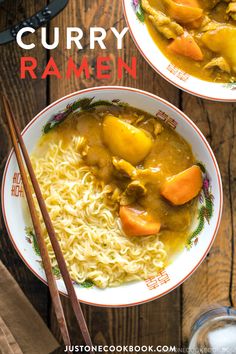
123,0,236,101
2,87,223,306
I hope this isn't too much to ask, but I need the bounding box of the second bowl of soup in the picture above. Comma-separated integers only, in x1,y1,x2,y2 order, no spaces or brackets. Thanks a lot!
123,0,236,101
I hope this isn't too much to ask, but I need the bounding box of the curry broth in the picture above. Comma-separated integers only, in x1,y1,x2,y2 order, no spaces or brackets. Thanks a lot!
38,106,199,262
145,0,236,82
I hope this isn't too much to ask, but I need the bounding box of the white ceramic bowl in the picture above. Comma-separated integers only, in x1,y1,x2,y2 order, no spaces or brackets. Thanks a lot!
123,0,236,102
1,86,223,307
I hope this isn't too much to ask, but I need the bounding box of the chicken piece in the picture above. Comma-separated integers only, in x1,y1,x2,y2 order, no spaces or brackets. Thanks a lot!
205,0,236,18
135,115,146,125
111,187,123,202
113,158,164,185
136,166,162,182
120,194,136,206
204,57,231,73
83,145,114,182
141,0,161,17
209,0,221,8
112,157,137,178
120,181,147,206
227,2,236,20
204,0,236,11
204,0,227,10
126,181,147,197
148,14,184,39
142,0,184,39
200,17,221,32
154,121,164,136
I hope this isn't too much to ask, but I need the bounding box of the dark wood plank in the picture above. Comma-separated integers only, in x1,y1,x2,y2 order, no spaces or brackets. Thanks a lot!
181,95,236,343
0,0,46,31
49,0,181,351
0,0,49,321
231,108,236,307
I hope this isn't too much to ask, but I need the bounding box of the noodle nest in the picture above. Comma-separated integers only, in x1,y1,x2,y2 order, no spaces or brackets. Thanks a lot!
31,133,167,288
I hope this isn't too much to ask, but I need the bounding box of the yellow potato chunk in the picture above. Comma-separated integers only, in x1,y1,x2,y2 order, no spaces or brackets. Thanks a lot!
202,26,236,73
102,115,153,165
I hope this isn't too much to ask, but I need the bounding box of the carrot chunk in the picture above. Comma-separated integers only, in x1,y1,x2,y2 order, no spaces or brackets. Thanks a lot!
168,32,203,61
120,206,161,237
161,165,203,206
167,0,203,24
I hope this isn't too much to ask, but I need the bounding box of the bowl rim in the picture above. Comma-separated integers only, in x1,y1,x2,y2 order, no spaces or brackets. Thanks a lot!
122,0,236,103
1,86,223,307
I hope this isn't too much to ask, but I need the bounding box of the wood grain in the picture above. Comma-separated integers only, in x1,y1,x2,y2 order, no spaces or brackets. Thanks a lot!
231,109,236,306
0,0,49,321
181,96,236,342
0,0,46,31
49,0,181,351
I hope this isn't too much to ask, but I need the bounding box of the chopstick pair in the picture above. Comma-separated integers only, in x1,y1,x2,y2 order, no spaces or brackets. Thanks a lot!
2,95,94,352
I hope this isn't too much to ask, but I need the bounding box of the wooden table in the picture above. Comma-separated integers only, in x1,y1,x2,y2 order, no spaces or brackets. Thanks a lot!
0,1,235,353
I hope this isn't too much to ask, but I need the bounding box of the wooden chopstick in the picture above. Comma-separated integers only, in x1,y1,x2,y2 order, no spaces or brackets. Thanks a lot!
2,95,94,353
2,95,71,347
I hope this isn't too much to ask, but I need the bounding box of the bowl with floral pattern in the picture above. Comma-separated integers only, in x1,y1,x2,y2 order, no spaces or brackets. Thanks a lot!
123,0,236,102
1,86,223,307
